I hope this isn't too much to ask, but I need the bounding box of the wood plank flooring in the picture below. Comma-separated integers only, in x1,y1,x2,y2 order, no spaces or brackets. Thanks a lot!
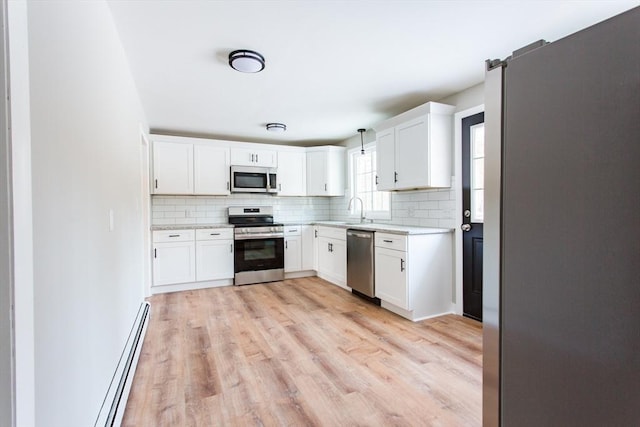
123,277,482,426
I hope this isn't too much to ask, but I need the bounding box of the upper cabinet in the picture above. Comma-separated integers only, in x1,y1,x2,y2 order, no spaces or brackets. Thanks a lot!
152,141,194,194
374,101,455,191
277,149,306,196
194,144,230,194
151,136,230,196
306,146,345,196
230,147,277,168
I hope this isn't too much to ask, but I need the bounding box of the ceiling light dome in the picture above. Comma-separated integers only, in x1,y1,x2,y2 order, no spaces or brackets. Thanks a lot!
266,123,286,132
229,49,265,73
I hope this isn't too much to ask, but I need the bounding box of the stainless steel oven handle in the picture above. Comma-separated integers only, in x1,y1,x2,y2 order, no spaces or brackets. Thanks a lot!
234,233,284,240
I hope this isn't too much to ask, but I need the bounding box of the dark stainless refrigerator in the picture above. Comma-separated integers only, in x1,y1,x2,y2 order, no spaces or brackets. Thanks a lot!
484,7,640,426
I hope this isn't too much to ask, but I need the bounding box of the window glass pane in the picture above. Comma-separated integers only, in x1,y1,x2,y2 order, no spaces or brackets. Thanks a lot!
472,124,485,158
472,189,484,223
473,158,484,189
350,145,391,219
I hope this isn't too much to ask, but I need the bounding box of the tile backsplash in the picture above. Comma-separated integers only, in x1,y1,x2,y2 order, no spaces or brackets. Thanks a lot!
330,187,456,229
152,194,331,225
152,183,456,229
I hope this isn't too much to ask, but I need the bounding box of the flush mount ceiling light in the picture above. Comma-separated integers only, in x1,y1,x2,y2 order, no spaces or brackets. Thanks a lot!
358,128,366,155
266,123,286,132
228,49,265,73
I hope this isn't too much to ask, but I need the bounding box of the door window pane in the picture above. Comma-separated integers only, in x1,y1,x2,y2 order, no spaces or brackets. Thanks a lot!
470,123,485,223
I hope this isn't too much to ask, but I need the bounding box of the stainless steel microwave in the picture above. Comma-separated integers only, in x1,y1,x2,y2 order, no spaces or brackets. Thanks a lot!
230,165,278,193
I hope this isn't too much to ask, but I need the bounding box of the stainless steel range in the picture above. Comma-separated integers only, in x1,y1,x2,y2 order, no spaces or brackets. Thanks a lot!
229,206,284,285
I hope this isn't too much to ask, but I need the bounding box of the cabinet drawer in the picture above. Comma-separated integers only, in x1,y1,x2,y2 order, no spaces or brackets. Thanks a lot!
317,226,346,241
375,232,407,251
284,225,302,236
153,229,195,243
196,228,233,241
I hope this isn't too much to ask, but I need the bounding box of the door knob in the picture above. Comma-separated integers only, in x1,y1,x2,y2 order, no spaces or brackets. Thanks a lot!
461,224,472,232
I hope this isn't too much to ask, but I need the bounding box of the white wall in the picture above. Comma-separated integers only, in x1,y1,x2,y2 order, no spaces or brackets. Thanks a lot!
1,1,13,424
26,1,147,425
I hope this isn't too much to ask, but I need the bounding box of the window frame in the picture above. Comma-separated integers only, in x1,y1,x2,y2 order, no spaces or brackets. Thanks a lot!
348,142,391,221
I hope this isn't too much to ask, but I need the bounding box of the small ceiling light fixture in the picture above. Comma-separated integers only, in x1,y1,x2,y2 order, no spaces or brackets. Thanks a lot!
228,49,265,73
358,128,366,155
266,123,286,132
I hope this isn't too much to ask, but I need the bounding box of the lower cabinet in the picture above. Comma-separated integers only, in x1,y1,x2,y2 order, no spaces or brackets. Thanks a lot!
152,227,234,291
284,226,302,272
316,226,347,288
195,229,234,281
152,230,196,286
374,232,453,321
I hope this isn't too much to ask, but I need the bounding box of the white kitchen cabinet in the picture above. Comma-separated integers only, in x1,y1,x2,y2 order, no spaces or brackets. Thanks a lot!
284,226,302,272
152,230,196,286
230,147,277,167
152,141,194,194
374,231,453,321
306,146,345,196
374,101,455,191
301,225,315,271
194,144,230,195
316,226,347,288
277,150,306,196
195,228,234,281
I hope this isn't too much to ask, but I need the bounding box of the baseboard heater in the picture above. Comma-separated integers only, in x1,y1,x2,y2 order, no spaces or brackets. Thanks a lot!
95,301,150,427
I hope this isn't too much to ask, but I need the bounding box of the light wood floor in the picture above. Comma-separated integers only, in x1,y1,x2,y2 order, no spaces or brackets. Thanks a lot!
123,277,482,426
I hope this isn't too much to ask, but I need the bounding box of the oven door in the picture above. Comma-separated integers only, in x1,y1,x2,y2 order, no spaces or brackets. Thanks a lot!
234,236,284,284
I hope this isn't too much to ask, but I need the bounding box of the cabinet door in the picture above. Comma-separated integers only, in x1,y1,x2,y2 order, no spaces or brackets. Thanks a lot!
277,151,306,196
312,226,319,271
195,239,234,281
395,116,430,190
153,241,196,286
325,149,345,196
330,238,347,285
301,225,315,271
375,247,408,309
230,148,277,167
317,237,331,275
152,141,193,194
376,128,396,191
284,236,302,272
194,145,230,195
306,151,327,195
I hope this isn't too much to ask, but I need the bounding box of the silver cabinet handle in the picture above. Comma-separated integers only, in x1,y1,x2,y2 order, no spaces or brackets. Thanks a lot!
288,229,298,233
324,183,327,191
155,179,158,189
256,154,259,163
210,233,220,236
230,243,233,253
400,259,405,272
315,229,318,238
154,248,157,258
394,172,398,183
251,153,255,162
279,184,282,191
375,175,379,185
226,181,230,190
383,239,393,243
169,234,180,237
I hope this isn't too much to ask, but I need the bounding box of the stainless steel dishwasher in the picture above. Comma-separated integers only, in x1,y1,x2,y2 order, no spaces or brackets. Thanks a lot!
346,229,379,303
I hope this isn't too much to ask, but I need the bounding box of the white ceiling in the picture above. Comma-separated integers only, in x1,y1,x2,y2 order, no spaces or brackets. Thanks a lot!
108,0,638,146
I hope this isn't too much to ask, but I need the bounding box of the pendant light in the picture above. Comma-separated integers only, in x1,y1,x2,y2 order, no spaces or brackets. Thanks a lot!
358,128,366,155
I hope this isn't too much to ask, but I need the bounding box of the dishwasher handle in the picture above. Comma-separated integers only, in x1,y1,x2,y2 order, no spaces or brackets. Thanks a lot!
347,231,372,239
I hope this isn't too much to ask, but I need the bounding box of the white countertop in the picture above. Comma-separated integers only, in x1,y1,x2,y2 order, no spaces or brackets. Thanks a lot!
312,221,453,235
151,223,234,231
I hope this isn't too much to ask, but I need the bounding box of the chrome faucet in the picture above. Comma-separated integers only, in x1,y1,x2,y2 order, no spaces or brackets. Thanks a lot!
347,196,365,223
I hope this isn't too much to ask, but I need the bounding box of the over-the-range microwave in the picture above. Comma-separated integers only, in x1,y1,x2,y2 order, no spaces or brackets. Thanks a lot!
230,165,278,193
